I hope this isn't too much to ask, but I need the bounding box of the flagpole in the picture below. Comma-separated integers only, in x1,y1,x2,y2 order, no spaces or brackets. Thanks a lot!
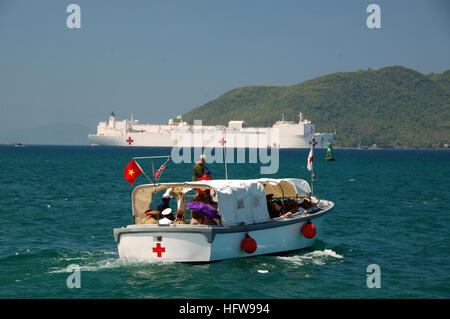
309,137,317,197
151,159,155,181
133,160,153,184
220,133,228,180
224,144,228,180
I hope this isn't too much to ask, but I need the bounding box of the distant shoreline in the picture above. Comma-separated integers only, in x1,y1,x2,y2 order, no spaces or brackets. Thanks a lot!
333,146,450,151
1,143,449,151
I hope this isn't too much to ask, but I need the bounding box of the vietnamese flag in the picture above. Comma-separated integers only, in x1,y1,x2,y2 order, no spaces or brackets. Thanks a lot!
124,160,143,185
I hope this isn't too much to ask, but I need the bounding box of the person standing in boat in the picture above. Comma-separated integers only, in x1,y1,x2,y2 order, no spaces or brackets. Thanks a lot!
157,189,173,212
192,154,207,181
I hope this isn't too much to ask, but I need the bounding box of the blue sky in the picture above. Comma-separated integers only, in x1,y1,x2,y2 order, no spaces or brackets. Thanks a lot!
0,0,449,135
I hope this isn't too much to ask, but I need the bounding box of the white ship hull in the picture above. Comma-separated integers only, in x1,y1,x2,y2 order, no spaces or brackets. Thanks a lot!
88,132,334,149
89,113,334,149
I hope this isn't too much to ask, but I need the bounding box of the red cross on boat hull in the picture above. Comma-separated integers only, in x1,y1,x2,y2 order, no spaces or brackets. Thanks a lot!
152,243,166,258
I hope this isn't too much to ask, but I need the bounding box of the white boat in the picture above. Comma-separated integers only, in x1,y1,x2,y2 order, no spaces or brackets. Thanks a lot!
113,178,334,262
89,112,334,149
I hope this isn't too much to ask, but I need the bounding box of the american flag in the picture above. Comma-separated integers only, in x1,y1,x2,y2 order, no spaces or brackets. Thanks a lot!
153,158,170,181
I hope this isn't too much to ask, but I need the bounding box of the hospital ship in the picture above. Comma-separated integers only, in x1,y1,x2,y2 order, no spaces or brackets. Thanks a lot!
88,112,334,149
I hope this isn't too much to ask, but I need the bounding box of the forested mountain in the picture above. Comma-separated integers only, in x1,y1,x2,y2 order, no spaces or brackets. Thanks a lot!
183,66,449,148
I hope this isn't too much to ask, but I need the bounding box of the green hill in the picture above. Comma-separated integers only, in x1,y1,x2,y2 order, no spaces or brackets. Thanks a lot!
183,66,450,148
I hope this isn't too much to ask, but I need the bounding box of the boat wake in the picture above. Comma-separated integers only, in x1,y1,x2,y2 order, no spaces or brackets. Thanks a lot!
48,250,163,273
277,249,344,266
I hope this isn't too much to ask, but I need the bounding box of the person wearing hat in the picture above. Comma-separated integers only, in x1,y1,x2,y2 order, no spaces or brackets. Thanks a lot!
197,169,212,182
159,208,173,225
139,209,158,224
192,154,207,181
157,189,173,212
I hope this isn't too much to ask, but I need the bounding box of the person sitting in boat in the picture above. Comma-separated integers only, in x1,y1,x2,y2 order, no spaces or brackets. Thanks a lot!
192,154,207,181
159,208,173,225
266,194,279,218
157,189,173,212
200,215,217,225
299,197,312,210
139,209,158,224
189,191,209,224
188,191,222,225
283,199,299,214
272,200,293,218
173,210,187,224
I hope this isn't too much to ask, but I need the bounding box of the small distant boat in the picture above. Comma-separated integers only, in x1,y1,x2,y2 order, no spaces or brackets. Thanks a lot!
13,142,24,147
325,143,335,161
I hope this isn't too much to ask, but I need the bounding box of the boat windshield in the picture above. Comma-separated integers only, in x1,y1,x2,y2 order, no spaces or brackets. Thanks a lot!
132,183,221,226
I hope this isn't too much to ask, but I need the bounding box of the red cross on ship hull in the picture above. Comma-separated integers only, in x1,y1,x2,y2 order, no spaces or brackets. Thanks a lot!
126,137,134,145
152,243,166,258
219,137,226,146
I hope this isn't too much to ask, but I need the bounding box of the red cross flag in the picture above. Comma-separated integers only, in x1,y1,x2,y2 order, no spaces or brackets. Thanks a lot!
307,147,313,171
124,160,143,185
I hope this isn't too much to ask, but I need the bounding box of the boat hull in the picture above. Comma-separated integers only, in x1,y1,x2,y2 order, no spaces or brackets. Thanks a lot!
113,202,332,262
88,132,334,149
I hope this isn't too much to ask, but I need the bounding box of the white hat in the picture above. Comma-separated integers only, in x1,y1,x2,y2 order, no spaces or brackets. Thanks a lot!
162,188,173,199
161,208,172,216
199,154,206,160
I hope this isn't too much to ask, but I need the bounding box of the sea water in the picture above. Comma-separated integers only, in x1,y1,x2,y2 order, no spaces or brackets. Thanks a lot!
0,145,449,298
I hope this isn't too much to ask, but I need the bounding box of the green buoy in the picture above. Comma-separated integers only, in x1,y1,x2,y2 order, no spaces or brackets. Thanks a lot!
325,143,335,161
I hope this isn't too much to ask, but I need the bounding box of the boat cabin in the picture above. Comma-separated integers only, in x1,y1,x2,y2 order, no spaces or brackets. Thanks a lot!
132,178,314,226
